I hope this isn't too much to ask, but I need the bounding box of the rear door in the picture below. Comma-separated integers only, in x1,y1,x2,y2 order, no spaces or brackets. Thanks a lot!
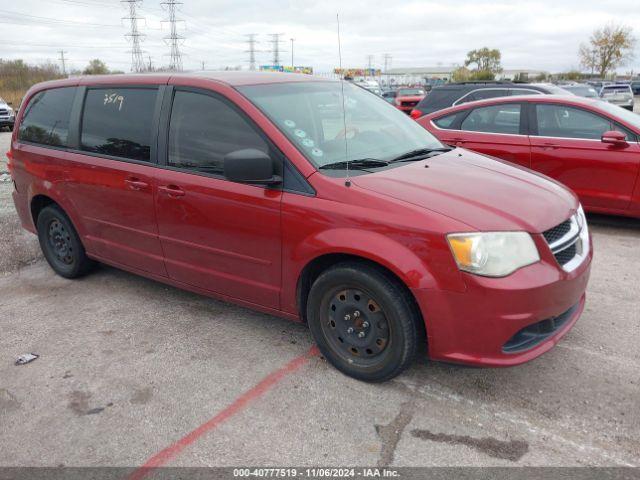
68,85,166,276
153,86,282,309
529,103,640,210
441,102,531,168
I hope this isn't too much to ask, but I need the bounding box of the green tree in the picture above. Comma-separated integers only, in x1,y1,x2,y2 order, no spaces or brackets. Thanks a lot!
451,66,471,82
83,59,109,75
579,23,635,79
464,48,502,75
469,70,495,81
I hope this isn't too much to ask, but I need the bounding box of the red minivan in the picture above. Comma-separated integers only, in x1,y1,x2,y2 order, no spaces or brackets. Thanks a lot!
8,72,592,382
416,95,640,218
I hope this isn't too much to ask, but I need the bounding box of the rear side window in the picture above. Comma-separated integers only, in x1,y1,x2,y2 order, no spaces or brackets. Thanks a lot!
433,112,461,129
510,89,541,96
167,90,268,175
81,88,157,162
459,89,509,105
19,87,76,147
461,104,521,134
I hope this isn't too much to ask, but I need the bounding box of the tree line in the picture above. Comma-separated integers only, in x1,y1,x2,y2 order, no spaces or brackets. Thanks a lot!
451,22,635,83
0,58,120,106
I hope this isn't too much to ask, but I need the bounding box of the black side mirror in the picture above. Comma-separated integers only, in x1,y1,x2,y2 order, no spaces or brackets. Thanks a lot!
223,149,282,185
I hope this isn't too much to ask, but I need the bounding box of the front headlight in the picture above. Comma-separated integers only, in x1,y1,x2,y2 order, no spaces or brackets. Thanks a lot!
447,232,540,277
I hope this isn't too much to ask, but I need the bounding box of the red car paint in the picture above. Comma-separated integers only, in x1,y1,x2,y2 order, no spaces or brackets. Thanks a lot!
417,95,640,218
9,73,591,368
394,89,426,114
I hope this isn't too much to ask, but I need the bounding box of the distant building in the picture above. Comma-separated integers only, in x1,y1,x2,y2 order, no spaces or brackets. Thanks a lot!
496,69,547,81
382,66,455,86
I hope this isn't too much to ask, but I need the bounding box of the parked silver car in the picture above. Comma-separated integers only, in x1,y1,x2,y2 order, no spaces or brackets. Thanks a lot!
0,97,15,131
599,84,634,111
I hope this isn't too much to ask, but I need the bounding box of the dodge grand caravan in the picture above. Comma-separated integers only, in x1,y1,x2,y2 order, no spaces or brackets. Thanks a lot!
7,72,592,382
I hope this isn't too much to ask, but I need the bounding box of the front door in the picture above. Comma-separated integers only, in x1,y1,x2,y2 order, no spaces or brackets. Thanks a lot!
154,87,282,309
529,103,640,210
437,102,531,168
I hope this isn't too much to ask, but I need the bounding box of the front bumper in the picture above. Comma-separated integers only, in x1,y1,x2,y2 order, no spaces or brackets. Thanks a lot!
0,116,14,127
412,236,592,367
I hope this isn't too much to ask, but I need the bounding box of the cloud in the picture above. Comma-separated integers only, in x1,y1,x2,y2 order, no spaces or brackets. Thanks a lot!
1,0,638,74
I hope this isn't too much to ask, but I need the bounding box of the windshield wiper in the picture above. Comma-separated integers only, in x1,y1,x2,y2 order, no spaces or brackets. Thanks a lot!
389,147,453,163
319,158,390,170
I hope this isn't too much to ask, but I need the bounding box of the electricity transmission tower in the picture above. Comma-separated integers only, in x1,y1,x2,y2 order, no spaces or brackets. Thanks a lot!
269,33,285,67
245,33,258,70
161,0,184,71
383,53,392,73
58,50,67,76
122,0,146,73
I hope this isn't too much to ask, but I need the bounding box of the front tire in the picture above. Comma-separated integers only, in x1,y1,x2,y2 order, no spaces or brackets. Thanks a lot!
307,262,421,382
36,205,95,278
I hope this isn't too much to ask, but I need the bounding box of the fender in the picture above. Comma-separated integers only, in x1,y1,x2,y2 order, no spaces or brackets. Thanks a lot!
281,227,464,317
27,178,90,245
293,227,438,289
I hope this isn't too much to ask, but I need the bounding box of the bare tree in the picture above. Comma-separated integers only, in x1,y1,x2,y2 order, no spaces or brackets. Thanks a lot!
579,23,636,79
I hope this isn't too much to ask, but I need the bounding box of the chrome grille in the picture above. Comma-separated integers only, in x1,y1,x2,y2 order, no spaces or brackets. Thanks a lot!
0,109,8,115
543,220,571,244
543,209,589,272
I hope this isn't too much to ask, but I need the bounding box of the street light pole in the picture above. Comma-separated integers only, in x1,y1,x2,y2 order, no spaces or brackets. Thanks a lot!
290,38,295,69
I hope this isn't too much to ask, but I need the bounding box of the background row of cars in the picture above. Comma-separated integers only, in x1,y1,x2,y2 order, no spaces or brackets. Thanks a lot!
363,80,637,118
354,77,640,220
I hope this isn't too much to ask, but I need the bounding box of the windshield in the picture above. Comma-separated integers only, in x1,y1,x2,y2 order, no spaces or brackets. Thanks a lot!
238,81,443,171
597,101,640,131
398,89,425,96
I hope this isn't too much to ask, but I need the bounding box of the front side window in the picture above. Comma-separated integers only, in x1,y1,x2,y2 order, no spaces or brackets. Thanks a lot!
167,90,269,175
19,87,76,147
535,105,611,140
81,88,157,161
238,81,443,172
461,104,521,134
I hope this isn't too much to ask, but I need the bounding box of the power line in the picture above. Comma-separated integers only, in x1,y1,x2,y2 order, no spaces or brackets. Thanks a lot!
0,8,121,27
245,33,258,71
122,0,146,73
161,0,184,71
268,33,285,67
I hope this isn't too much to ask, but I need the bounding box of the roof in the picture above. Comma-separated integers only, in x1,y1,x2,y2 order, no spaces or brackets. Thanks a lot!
384,67,455,75
27,70,333,92
427,94,601,118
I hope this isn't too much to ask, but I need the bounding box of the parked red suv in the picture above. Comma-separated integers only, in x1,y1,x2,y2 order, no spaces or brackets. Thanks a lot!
8,73,591,381
394,87,426,114
415,95,640,218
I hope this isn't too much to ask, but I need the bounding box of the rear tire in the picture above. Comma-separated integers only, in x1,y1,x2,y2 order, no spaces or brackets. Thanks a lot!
307,261,420,382
36,205,95,278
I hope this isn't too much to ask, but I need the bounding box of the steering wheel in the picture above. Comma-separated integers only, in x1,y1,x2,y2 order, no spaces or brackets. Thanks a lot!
334,126,360,140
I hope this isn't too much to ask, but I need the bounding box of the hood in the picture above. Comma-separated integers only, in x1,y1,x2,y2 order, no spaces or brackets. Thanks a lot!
397,95,424,102
352,148,577,233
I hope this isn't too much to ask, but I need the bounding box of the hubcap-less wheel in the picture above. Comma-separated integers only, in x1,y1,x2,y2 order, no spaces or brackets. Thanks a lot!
47,219,74,265
321,287,390,364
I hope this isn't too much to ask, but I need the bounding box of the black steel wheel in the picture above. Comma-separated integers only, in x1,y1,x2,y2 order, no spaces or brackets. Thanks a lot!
307,261,421,382
36,205,95,278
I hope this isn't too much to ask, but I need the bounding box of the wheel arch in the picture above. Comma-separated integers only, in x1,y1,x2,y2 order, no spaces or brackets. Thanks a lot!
295,252,427,346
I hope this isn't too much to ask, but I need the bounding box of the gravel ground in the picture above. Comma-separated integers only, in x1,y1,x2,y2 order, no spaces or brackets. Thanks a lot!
0,116,639,470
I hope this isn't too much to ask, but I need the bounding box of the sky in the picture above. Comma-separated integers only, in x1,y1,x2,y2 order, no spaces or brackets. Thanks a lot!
1,0,639,75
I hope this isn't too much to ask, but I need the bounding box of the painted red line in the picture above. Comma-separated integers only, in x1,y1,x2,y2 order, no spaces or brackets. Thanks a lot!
128,346,319,480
